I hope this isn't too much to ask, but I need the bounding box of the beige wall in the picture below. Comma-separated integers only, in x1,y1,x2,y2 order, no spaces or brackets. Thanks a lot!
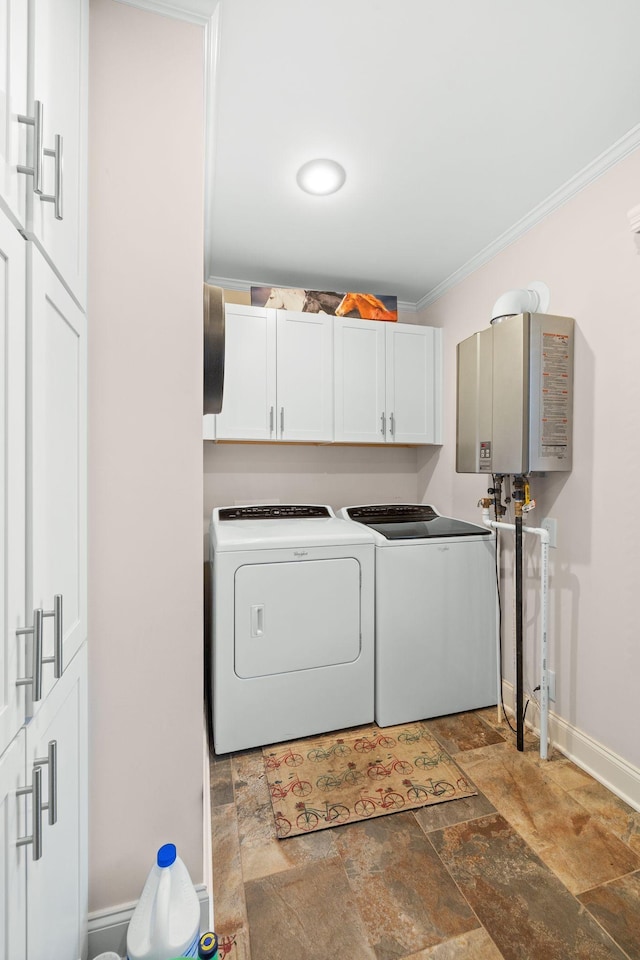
88,0,205,910
418,147,640,772
204,442,421,540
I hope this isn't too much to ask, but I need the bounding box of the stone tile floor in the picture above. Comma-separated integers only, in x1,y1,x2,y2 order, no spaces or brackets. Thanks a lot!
210,709,640,960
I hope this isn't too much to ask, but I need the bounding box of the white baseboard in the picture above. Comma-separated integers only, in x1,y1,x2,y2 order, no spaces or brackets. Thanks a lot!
87,885,210,960
501,680,640,813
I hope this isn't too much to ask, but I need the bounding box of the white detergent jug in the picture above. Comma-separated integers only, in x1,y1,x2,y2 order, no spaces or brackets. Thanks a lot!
126,843,200,960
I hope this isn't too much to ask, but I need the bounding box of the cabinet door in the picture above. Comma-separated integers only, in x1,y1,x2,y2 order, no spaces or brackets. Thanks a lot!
26,642,87,960
0,211,26,756
215,305,276,440
27,0,88,307
0,730,28,960
334,316,386,443
276,310,333,441
385,323,442,444
27,245,87,714
0,0,28,226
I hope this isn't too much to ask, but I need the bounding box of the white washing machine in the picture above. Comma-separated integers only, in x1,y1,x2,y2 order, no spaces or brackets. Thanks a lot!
209,504,375,753
338,504,497,727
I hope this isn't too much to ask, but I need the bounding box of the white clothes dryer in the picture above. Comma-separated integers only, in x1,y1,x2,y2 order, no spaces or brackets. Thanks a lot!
209,504,375,753
338,503,497,727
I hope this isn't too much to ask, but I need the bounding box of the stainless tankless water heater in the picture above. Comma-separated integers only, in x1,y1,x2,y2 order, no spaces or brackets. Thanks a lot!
456,312,574,475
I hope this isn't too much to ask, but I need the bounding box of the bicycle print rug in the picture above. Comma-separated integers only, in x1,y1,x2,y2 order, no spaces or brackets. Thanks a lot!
262,721,477,838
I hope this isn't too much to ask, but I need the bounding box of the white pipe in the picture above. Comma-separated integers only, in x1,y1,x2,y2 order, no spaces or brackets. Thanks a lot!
481,507,551,760
495,532,503,722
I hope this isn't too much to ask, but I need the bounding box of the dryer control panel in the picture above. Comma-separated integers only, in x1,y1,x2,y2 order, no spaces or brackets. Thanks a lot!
219,504,332,521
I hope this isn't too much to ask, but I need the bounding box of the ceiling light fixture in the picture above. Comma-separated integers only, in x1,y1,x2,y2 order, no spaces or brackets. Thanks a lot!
296,158,346,196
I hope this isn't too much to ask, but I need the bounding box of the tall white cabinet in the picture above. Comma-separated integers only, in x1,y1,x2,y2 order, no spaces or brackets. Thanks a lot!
0,1,88,958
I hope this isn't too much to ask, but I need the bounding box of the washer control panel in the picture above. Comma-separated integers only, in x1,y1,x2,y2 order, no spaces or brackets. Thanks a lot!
347,504,438,523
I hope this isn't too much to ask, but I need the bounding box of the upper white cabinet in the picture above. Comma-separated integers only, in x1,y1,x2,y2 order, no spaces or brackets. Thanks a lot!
215,305,276,440
334,317,387,443
385,322,442,444
334,317,442,445
276,310,333,442
210,306,441,446
215,305,334,442
0,0,88,308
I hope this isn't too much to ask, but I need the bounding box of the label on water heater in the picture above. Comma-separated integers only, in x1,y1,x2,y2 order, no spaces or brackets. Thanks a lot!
478,440,492,472
540,332,571,458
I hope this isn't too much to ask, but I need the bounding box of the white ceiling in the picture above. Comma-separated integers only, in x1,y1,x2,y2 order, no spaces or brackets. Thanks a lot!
184,0,640,305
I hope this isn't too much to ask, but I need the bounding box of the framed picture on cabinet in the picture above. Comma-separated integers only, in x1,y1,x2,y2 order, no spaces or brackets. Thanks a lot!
250,286,398,321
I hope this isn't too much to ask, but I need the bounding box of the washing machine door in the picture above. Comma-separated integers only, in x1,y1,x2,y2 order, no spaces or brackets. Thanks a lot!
234,557,361,678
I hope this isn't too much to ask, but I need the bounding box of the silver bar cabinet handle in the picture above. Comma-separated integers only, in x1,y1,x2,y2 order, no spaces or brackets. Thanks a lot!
17,765,43,860
16,608,44,701
17,100,44,194
42,595,63,678
40,134,63,220
389,412,395,438
380,412,386,436
35,741,58,826
269,406,274,435
280,407,284,435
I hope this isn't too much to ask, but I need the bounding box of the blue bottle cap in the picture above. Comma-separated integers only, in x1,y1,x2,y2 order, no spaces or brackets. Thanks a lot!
198,931,219,958
157,843,177,867
198,931,218,960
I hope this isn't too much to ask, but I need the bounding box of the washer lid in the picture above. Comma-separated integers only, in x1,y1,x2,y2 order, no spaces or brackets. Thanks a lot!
211,504,374,551
341,504,491,541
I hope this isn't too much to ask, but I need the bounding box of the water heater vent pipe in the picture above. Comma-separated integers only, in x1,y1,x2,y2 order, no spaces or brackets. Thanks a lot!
490,280,550,324
480,504,550,760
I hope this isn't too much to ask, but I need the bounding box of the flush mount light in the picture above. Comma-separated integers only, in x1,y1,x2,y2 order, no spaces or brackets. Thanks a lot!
296,158,346,196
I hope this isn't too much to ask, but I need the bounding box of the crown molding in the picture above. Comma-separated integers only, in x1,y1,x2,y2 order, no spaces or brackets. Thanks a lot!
114,0,217,26
416,122,640,311
205,274,255,291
